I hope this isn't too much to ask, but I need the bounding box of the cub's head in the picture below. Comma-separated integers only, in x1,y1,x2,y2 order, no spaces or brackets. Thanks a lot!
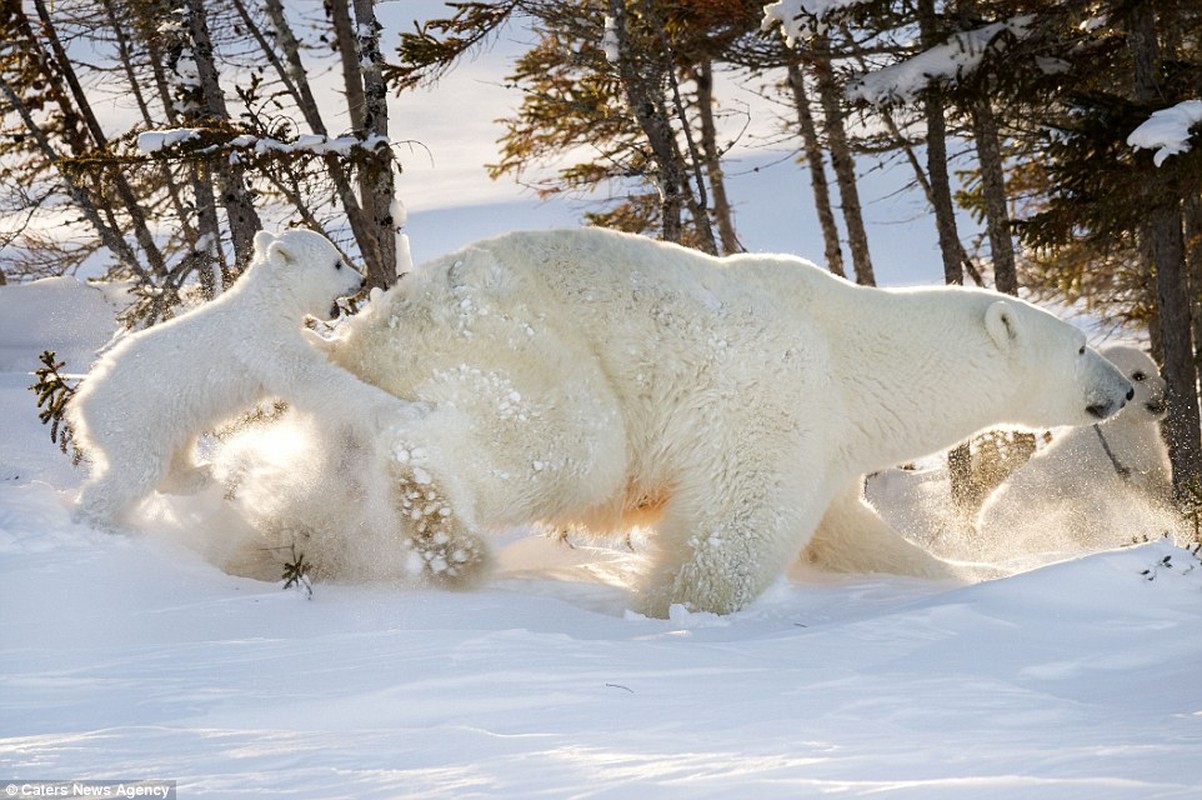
984,298,1132,428
253,228,365,320
1099,345,1167,425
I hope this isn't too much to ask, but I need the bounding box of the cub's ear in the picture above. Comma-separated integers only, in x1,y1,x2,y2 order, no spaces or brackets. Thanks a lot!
267,239,295,265
253,230,276,261
985,299,1019,351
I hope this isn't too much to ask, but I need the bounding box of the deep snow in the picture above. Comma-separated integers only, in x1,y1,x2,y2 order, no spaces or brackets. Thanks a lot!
2,271,1202,799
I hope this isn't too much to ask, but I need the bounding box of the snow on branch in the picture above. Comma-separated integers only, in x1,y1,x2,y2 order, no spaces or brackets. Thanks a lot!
846,17,1032,106
136,128,390,158
1127,100,1202,168
760,0,867,46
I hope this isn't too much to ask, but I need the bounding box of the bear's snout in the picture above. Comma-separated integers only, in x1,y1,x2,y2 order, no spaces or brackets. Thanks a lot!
1086,386,1131,421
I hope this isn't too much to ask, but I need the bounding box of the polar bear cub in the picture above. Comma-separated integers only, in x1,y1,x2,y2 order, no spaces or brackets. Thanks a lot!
69,228,409,529
975,345,1176,556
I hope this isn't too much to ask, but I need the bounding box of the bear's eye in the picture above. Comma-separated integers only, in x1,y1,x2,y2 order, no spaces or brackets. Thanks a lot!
1132,371,1147,382
334,260,343,271
1078,345,1086,355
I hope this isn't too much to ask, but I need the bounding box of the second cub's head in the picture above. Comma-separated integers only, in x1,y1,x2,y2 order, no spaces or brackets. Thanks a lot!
1099,345,1167,425
253,228,365,320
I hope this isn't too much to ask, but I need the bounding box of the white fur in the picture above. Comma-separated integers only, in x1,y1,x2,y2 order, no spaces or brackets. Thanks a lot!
255,228,1131,615
975,345,1178,557
69,228,410,529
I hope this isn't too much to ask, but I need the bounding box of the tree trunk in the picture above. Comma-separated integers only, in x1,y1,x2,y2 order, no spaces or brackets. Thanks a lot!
1129,6,1202,508
1186,195,1202,394
812,32,874,285
352,0,399,288
970,98,1017,295
0,73,145,282
916,0,972,508
258,0,376,261
29,0,169,278
640,0,717,255
183,0,262,276
786,60,845,278
868,104,984,286
695,60,740,255
608,0,685,244
1148,204,1202,507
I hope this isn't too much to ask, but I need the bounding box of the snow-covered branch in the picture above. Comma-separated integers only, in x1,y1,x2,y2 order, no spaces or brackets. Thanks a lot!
136,128,391,157
1127,100,1202,167
846,17,1032,105
760,0,867,47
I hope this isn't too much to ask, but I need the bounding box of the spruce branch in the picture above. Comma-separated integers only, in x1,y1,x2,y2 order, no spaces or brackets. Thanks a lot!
29,350,81,463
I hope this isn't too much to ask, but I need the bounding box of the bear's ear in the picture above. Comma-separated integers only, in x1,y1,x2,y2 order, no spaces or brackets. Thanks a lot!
267,239,296,266
985,300,1019,351
253,230,276,261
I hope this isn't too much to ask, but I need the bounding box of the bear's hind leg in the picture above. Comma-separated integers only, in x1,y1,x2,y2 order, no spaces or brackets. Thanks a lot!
391,460,491,589
74,444,169,530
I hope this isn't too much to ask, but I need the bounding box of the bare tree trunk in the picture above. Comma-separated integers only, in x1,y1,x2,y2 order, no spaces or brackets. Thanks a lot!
915,0,972,508
352,0,399,288
640,0,717,255
1129,6,1202,508
183,0,262,275
257,0,376,257
0,73,148,283
1186,194,1202,392
786,60,845,278
694,59,740,255
28,0,169,277
970,98,1017,295
608,0,684,244
329,0,398,286
102,0,201,262
812,32,874,285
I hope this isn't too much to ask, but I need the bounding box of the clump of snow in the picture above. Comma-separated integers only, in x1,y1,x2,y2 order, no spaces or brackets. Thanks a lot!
601,15,619,63
136,128,200,154
1127,99,1202,167
761,0,868,45
847,17,1032,105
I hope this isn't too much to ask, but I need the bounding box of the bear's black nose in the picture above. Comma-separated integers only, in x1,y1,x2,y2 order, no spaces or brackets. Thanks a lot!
1126,387,1134,401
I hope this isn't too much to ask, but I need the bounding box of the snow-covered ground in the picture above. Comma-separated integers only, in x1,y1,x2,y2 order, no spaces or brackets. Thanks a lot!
3,256,1202,798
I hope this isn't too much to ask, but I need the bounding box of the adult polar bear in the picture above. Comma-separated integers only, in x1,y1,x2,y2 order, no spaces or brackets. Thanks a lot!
322,227,1131,616
70,228,412,529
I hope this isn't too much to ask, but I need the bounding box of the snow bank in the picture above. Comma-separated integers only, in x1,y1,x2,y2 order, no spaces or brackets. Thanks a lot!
1127,99,1202,167
0,277,120,372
